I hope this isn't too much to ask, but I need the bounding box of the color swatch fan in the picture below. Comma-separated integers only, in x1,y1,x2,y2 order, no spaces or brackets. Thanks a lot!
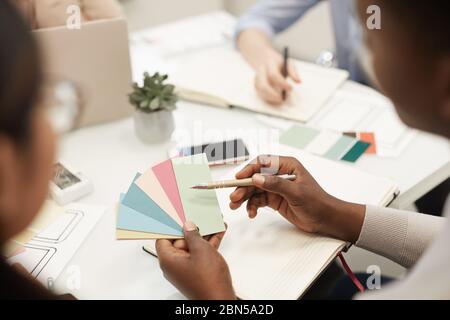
116,154,225,239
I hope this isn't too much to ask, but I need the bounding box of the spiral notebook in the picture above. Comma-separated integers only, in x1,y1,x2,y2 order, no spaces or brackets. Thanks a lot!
144,145,398,299
171,47,349,122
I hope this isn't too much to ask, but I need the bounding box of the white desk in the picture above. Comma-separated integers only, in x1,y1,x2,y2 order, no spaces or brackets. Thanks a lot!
52,22,450,299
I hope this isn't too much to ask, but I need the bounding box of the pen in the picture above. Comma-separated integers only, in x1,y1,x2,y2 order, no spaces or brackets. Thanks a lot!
191,174,297,190
282,46,289,101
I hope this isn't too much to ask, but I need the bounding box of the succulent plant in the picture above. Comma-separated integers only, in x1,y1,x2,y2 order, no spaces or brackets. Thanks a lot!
129,72,178,113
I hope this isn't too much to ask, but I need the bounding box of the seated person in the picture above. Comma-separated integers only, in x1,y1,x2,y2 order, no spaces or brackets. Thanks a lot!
14,0,123,29
156,0,450,300
0,1,223,299
235,0,369,105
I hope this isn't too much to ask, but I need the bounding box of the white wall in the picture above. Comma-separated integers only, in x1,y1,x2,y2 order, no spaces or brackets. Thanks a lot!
120,0,223,30
225,0,335,62
120,0,335,62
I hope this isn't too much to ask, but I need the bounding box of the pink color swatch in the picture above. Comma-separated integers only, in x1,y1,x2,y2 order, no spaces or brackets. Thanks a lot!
152,160,186,223
135,168,183,227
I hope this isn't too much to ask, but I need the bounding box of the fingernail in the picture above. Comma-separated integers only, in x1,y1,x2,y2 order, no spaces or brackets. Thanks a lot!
253,174,265,186
184,221,197,232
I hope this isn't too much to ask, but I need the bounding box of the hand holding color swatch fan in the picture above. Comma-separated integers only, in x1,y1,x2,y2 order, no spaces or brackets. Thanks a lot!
116,154,226,239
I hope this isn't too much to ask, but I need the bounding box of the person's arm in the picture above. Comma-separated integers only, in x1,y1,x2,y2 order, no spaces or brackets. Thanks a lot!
229,155,446,266
81,0,123,20
235,0,319,105
356,206,446,268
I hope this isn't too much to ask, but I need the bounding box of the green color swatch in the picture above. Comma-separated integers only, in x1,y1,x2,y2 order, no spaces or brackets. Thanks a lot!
280,125,320,149
341,141,371,163
324,135,356,160
171,154,225,236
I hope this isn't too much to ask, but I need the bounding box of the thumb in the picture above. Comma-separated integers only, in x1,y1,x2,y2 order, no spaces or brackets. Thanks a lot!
252,174,297,200
183,221,206,253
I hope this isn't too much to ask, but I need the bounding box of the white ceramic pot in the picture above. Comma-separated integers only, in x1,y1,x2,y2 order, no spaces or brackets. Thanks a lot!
133,109,174,144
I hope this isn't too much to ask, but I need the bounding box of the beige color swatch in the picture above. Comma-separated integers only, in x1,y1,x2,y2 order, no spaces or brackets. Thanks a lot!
135,168,183,227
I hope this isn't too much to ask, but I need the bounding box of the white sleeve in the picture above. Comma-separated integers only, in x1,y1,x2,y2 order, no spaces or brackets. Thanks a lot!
234,0,320,39
355,205,446,268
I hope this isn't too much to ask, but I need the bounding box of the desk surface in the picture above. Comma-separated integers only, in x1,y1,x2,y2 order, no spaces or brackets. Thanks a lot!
52,23,449,299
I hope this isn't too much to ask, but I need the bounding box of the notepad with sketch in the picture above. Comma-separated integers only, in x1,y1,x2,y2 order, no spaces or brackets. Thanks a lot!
144,145,398,299
170,47,349,122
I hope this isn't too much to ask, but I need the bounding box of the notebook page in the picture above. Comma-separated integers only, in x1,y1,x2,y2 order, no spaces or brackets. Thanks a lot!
171,47,349,122
217,189,346,300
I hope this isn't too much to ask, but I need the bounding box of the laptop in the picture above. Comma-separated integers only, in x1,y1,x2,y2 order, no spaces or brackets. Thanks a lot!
33,18,133,128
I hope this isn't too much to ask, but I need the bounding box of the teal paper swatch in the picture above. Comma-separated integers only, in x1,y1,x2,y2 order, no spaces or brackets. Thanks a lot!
122,174,182,232
324,135,356,160
341,141,370,163
117,194,182,236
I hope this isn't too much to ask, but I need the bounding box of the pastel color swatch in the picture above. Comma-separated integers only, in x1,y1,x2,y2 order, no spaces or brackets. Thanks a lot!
135,168,183,227
153,160,186,223
171,154,226,236
122,174,182,232
117,194,182,236
280,125,372,163
116,155,225,240
280,125,320,149
324,135,356,160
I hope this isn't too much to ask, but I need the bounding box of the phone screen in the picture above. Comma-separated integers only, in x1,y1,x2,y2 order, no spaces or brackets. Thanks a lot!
177,139,249,163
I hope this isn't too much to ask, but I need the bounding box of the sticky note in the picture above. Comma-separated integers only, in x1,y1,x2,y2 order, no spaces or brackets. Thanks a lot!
341,141,370,162
324,135,356,160
122,175,182,232
171,154,225,236
280,125,320,149
118,194,183,236
153,160,186,223
135,168,183,227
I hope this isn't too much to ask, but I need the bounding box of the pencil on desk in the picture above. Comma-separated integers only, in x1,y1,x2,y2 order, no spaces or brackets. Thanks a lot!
282,46,289,101
191,174,297,190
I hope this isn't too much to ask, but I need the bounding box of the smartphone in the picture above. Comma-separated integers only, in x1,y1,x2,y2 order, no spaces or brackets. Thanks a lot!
169,139,250,166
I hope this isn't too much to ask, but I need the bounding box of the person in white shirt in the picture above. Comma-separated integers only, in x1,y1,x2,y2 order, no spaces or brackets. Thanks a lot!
155,0,450,299
235,0,368,105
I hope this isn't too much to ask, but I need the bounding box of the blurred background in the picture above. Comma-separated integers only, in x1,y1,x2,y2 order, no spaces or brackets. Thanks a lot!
120,0,335,63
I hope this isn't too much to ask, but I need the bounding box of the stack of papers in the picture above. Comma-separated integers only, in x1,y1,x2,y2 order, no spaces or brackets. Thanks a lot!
116,154,226,239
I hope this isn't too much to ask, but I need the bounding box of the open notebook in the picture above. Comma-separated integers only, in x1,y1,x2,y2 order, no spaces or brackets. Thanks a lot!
144,145,398,300
171,47,349,122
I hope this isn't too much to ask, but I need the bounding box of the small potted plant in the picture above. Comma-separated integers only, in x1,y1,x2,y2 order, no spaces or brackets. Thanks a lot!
129,72,178,144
